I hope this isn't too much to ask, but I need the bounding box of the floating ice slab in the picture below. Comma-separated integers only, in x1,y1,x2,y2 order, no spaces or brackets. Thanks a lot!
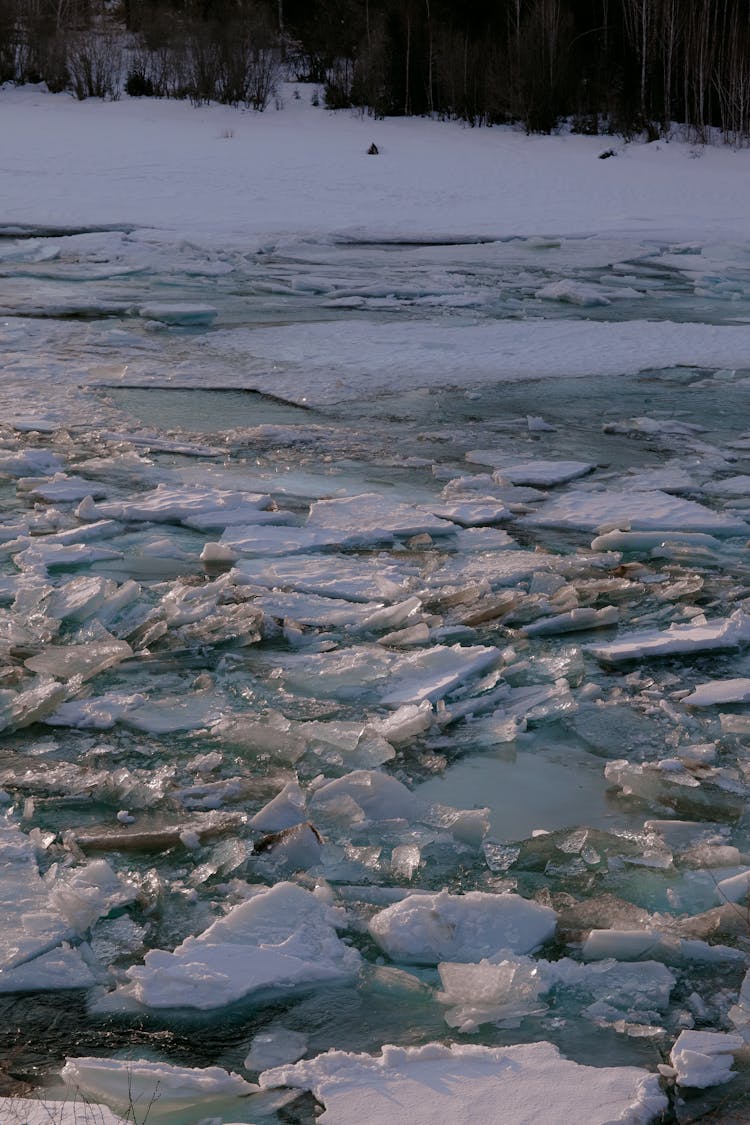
0,822,135,986
702,474,750,497
24,473,108,502
522,606,618,637
306,493,456,540
0,447,64,477
218,524,351,555
104,881,360,1011
259,1041,667,1125
436,953,676,1031
245,1027,309,1070
138,302,218,325
590,528,723,552
669,1030,744,1088
684,678,750,707
437,957,547,1029
311,770,419,822
14,542,123,571
0,944,98,993
25,639,132,682
536,279,612,305
279,643,500,707
77,485,270,525
230,554,417,603
253,590,389,628
466,457,595,487
62,1057,257,1115
424,549,555,590
368,890,556,963
587,610,750,665
524,489,748,535
432,499,510,527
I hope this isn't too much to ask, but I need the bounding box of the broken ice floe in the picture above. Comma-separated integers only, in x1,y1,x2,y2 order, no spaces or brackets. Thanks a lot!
524,489,748,535
61,1056,258,1118
464,455,595,486
436,951,676,1032
0,819,136,993
259,1041,667,1125
684,677,750,707
666,1029,745,1088
368,890,556,963
96,881,360,1011
587,610,750,665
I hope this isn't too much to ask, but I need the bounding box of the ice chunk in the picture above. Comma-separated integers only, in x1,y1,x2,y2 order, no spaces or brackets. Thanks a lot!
589,528,724,551
102,881,360,1011
245,1027,309,1070
307,492,456,540
43,576,117,623
62,1057,257,1117
219,523,352,555
536,279,611,305
702,474,750,497
379,644,501,707
0,447,64,478
432,499,510,527
368,890,556,963
524,489,748,535
13,541,123,571
669,1030,744,1088
0,943,98,993
49,858,137,932
684,678,750,707
522,606,618,637
604,758,749,818
25,639,132,682
77,484,269,525
279,643,501,708
311,770,418,822
465,455,595,486
437,957,548,1031
588,610,750,665
0,822,135,988
259,1041,667,1125
231,553,416,603
582,929,675,962
253,821,323,872
715,870,750,905
254,590,389,627
371,701,434,745
24,473,108,502
138,302,218,324
250,781,307,832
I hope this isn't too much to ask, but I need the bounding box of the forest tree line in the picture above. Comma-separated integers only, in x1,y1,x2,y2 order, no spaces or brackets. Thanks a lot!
1,0,750,142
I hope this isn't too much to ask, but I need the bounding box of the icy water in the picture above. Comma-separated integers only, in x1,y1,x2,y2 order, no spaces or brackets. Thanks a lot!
1,227,750,1121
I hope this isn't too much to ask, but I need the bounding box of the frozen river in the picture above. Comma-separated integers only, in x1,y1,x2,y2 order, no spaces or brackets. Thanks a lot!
1,224,750,1122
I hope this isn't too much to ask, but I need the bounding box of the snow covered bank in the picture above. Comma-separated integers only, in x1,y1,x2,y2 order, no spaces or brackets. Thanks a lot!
3,84,750,246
